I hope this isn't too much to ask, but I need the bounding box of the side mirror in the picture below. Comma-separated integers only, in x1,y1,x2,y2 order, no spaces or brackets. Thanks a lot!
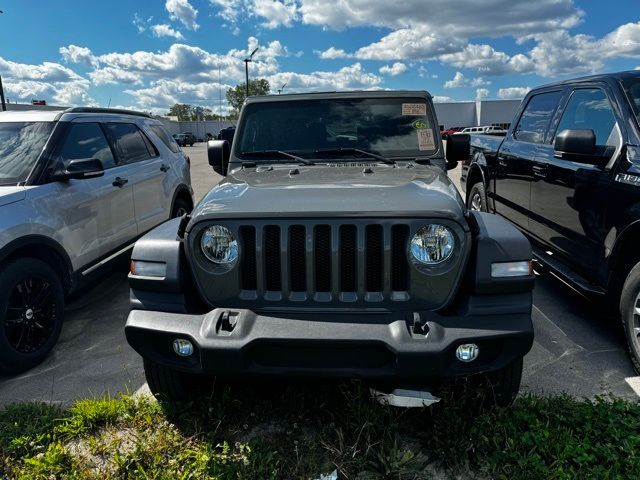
52,158,104,181
445,133,470,170
554,129,596,159
207,140,230,176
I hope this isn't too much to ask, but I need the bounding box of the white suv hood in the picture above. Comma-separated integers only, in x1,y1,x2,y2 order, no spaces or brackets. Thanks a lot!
0,186,26,208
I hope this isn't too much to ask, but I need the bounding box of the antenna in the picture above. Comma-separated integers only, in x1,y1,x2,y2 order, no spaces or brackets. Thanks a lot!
278,83,287,94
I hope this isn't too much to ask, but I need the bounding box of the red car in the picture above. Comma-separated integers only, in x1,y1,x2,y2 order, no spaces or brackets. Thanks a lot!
441,127,463,136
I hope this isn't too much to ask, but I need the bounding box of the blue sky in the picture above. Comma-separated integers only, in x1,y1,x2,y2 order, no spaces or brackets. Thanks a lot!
0,0,639,114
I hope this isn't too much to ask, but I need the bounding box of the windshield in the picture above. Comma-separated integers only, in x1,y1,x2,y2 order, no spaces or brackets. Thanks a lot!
0,122,54,185
235,97,438,161
622,78,640,122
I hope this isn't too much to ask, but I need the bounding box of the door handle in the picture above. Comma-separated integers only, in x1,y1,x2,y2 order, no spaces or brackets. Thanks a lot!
498,160,508,167
112,177,128,188
160,164,170,172
532,165,548,178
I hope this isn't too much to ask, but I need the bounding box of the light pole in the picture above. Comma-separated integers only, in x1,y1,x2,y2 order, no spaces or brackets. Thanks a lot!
278,83,287,95
243,47,259,98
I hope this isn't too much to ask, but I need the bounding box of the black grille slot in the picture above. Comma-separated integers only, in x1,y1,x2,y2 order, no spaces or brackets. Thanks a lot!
239,226,257,290
365,225,383,292
391,225,409,291
264,226,281,291
340,225,357,292
289,225,306,292
314,225,331,292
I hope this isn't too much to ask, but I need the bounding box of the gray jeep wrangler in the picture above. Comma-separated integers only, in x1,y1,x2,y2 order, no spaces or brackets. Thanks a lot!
125,91,534,406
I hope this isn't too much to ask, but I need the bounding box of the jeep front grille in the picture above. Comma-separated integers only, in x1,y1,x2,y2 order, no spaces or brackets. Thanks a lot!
238,221,410,302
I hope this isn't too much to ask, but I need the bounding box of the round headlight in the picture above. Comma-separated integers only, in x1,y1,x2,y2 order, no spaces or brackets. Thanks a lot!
200,225,238,264
410,225,455,264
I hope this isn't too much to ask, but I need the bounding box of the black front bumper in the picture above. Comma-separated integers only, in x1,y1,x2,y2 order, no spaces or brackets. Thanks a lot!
125,302,533,380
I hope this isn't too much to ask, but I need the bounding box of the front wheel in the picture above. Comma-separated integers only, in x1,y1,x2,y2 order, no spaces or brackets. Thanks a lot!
467,182,488,212
0,258,65,374
171,197,191,218
144,359,215,402
620,263,640,374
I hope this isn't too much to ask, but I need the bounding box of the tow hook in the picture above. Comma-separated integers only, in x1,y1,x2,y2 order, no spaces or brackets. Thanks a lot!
216,310,239,334
412,312,429,335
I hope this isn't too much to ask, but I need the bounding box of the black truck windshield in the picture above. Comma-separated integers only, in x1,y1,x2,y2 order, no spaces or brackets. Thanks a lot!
236,97,438,161
0,122,54,185
623,78,640,122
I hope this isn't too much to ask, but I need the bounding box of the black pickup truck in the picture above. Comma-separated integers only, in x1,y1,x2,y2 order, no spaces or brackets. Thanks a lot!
460,70,640,373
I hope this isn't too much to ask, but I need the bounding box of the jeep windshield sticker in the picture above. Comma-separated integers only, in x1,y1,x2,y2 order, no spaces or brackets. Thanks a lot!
402,103,427,116
412,119,428,130
417,129,435,151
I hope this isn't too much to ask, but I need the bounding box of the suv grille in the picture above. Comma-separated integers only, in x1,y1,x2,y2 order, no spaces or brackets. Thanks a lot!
238,221,410,302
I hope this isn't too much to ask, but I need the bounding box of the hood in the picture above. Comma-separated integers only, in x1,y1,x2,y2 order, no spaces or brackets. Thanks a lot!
0,186,26,208
190,163,466,227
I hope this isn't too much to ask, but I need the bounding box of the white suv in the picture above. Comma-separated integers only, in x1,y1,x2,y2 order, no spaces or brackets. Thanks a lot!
0,108,193,373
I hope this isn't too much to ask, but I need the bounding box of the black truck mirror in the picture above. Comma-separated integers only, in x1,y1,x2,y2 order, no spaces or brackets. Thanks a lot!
207,140,230,176
445,134,470,170
554,129,596,157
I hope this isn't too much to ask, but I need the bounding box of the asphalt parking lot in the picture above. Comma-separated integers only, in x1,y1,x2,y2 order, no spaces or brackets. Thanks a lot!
0,143,638,406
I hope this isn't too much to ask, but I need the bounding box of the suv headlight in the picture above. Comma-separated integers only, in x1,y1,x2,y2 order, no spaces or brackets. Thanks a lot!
201,225,239,264
410,225,455,264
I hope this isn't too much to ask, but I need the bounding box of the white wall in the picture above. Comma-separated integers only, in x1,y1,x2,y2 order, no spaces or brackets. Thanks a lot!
433,99,523,129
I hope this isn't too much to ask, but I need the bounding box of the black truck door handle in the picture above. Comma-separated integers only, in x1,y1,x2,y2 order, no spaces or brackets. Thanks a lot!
160,164,170,172
532,165,548,178
112,177,128,188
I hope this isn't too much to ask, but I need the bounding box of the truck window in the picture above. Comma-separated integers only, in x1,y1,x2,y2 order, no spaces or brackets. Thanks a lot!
554,88,619,148
60,123,115,169
107,123,155,164
236,97,438,160
513,91,562,144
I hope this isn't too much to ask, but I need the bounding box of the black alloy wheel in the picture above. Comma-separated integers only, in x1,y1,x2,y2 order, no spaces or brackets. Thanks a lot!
0,258,65,374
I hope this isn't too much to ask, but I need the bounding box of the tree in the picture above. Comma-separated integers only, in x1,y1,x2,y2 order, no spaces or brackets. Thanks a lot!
226,79,270,118
167,103,193,121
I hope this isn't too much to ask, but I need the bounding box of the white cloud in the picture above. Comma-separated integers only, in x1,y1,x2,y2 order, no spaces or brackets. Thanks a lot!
352,27,463,61
125,79,231,109
432,95,454,103
0,57,94,106
440,44,533,75
317,47,351,59
267,63,382,91
251,0,298,28
59,45,98,67
298,0,581,36
497,87,530,100
133,14,152,33
89,67,143,86
165,0,199,30
209,0,242,23
151,24,185,40
444,71,490,88
379,62,408,76
475,88,490,100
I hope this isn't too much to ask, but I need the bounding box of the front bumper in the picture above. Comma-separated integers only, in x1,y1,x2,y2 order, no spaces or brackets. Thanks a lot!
125,303,533,380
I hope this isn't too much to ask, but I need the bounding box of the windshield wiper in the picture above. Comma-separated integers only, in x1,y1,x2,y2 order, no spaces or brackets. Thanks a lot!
314,148,395,165
240,150,315,165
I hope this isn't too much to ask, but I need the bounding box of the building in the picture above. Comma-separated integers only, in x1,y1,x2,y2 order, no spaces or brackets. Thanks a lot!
433,99,522,130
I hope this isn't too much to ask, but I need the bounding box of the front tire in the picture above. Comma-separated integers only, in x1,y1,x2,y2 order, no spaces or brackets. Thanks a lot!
144,359,215,401
171,197,191,218
467,182,488,212
620,263,640,374
0,258,65,374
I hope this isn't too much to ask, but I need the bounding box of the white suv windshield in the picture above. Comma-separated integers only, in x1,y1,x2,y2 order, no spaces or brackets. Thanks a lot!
0,122,54,185
236,97,438,161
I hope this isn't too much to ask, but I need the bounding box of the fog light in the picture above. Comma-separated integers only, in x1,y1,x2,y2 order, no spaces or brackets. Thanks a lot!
173,339,194,357
130,260,167,277
456,343,479,362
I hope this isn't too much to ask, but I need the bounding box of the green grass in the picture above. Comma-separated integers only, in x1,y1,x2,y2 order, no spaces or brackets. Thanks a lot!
1,382,639,479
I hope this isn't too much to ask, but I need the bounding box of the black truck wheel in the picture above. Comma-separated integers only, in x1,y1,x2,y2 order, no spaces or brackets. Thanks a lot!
144,359,214,401
171,197,191,218
620,262,640,374
0,258,65,374
467,182,488,212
